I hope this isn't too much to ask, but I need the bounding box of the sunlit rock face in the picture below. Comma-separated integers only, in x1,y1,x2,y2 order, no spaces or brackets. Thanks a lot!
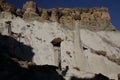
0,17,120,80
0,0,120,80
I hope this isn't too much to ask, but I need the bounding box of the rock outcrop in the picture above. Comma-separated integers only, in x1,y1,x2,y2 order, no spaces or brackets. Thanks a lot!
1,2,17,13
36,7,115,31
0,18,120,79
22,1,39,20
0,0,120,80
0,0,116,31
0,0,16,13
23,1,37,13
16,9,24,17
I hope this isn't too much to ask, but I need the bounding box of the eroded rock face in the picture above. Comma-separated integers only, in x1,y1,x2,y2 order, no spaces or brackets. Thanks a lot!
23,1,39,20
16,9,24,17
0,18,120,80
49,8,58,22
36,7,115,31
0,2,17,13
40,9,49,20
59,15,75,29
0,0,116,31
23,1,37,13
0,0,120,80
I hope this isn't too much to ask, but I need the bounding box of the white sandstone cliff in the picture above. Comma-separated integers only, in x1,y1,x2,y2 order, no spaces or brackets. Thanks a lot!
0,16,120,79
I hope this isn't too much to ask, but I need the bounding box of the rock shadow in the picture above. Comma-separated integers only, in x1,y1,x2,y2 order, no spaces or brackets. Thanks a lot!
0,34,65,80
28,65,65,80
0,34,34,61
0,53,65,80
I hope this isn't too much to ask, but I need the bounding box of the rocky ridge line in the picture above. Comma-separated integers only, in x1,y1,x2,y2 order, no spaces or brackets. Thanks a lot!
0,0,116,31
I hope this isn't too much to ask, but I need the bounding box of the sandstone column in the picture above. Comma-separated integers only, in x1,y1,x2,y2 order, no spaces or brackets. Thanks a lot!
54,47,61,69
51,38,63,70
5,21,12,36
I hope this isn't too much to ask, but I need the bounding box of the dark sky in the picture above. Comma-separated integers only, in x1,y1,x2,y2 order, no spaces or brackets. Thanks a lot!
5,0,120,30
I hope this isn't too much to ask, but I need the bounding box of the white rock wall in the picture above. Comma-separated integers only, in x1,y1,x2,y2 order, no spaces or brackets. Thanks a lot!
0,17,120,79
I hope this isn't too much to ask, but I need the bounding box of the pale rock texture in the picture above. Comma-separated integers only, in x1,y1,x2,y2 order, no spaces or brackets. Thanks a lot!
80,29,120,80
16,9,23,17
49,8,58,22
36,7,115,31
59,15,75,29
0,17,120,79
0,1,120,80
23,1,37,13
40,9,49,20
23,1,39,20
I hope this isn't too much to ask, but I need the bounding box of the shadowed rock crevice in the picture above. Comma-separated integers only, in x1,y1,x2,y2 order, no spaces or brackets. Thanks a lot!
0,34,34,61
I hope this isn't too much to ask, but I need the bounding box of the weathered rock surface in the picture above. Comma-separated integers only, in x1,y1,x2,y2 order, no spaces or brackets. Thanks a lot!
0,1,17,13
0,18,120,79
2,3,16,12
49,8,59,21
23,1,37,13
16,9,23,17
22,1,39,20
35,7,115,31
0,0,116,31
0,0,120,80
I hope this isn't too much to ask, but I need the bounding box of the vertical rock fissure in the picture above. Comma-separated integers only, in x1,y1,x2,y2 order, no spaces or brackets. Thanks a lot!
74,20,88,71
